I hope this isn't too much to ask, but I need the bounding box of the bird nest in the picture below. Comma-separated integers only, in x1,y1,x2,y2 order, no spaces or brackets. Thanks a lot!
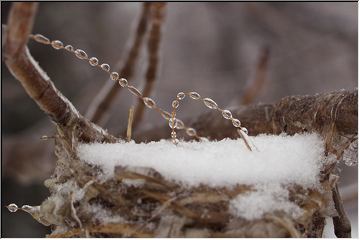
29,134,337,238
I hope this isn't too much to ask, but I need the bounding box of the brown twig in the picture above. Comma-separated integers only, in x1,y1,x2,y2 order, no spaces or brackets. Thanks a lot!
130,3,166,134
85,3,152,124
241,47,270,105
332,184,351,238
4,3,115,143
4,3,74,126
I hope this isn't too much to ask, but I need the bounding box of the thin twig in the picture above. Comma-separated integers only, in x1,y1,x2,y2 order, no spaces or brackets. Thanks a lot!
332,184,351,238
86,3,152,124
126,106,135,141
240,46,270,105
130,3,167,134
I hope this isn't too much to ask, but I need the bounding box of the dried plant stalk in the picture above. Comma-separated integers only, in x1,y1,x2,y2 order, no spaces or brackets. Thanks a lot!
126,107,135,141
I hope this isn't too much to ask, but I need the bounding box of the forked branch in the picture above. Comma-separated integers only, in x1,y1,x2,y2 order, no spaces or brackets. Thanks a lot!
4,2,115,143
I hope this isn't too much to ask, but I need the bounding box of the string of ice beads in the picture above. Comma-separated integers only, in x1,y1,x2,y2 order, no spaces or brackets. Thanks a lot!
170,92,253,151
29,33,254,150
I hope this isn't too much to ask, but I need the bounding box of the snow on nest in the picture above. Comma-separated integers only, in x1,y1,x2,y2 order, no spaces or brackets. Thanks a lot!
77,133,331,220
77,133,328,188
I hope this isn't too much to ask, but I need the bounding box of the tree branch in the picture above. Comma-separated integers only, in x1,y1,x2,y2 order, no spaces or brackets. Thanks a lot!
85,3,152,124
4,3,115,143
135,90,357,142
130,3,166,134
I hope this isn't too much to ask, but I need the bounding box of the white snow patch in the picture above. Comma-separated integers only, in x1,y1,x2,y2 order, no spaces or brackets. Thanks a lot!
77,133,327,188
229,183,303,220
88,204,124,224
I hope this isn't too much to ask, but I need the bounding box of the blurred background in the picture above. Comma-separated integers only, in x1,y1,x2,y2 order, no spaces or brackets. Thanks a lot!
1,2,357,237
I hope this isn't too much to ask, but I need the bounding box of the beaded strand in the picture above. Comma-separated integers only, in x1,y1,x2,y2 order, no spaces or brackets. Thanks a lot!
29,33,254,150
170,92,253,151
29,33,201,140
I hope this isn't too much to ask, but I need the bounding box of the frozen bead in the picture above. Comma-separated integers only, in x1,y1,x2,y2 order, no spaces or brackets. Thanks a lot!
203,98,218,109
51,40,63,49
74,49,88,59
172,138,179,144
222,110,232,119
232,118,241,127
160,110,172,120
189,92,201,100
119,78,128,87
110,72,119,81
89,57,99,66
186,128,196,137
172,100,179,109
6,203,18,212
33,34,50,44
241,127,248,135
177,92,185,100
176,119,185,129
143,97,156,108
171,131,177,138
64,45,74,52
127,85,142,97
168,118,178,129
100,63,110,72
21,205,33,212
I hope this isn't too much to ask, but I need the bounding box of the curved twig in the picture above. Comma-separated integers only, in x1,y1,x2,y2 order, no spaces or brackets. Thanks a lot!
4,3,115,143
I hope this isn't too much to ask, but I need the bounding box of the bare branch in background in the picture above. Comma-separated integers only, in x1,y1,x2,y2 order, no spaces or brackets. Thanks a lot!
240,46,270,105
86,3,152,124
4,2,115,143
130,3,167,134
136,90,357,143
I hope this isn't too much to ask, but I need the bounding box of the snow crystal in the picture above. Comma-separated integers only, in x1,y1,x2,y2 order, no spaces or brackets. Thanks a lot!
229,183,303,220
77,133,327,188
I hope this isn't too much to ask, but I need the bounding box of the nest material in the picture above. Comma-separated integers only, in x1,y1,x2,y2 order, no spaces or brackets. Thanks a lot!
33,131,337,238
